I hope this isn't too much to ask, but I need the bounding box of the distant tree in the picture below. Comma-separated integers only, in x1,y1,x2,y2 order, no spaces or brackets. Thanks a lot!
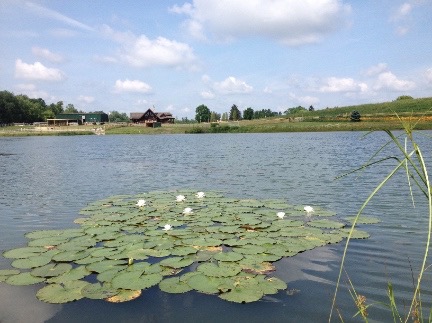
221,112,228,121
243,107,254,120
284,106,307,115
309,105,315,111
350,110,361,122
109,111,129,122
253,109,276,119
229,104,241,121
195,104,211,123
64,104,79,113
210,111,221,122
396,95,414,100
49,101,64,116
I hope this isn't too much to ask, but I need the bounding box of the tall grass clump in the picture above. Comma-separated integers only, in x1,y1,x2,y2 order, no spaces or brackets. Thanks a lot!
330,114,432,322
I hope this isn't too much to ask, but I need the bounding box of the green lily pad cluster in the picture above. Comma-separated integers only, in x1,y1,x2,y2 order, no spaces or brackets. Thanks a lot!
0,190,378,304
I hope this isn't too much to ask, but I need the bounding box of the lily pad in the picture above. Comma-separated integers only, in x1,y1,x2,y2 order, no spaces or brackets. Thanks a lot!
159,277,193,293
158,257,194,269
197,262,242,277
11,255,52,269
81,282,119,299
213,252,243,262
111,271,163,290
3,246,46,259
185,273,221,294
6,272,45,285
219,277,264,303
36,280,90,303
0,189,375,304
31,263,73,278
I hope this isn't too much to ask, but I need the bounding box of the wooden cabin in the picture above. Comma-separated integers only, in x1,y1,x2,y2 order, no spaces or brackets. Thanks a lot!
130,109,175,126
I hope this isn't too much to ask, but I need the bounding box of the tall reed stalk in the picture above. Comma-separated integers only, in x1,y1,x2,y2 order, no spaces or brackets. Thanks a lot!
329,118,432,322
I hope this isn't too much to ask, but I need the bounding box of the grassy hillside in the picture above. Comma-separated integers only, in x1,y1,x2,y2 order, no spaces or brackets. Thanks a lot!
299,97,432,119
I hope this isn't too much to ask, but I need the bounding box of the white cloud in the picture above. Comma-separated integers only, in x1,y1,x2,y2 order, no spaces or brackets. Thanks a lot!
25,2,94,32
263,87,273,94
395,26,409,36
365,63,388,76
15,59,65,81
289,93,320,106
171,0,351,45
102,25,197,69
214,76,253,94
319,77,367,93
78,95,95,103
32,47,64,63
373,71,415,91
16,83,50,100
391,3,412,21
200,90,215,99
114,79,152,93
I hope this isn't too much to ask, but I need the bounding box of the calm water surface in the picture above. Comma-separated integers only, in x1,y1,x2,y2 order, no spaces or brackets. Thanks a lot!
0,132,431,322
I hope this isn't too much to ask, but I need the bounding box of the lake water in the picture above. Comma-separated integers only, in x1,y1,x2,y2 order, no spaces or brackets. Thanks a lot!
0,132,431,322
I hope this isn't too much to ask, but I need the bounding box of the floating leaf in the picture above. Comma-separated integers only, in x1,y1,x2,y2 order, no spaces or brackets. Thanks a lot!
213,252,243,262
3,246,46,259
36,280,89,303
111,271,163,290
47,266,91,283
6,272,45,285
345,216,380,224
185,273,221,294
159,277,193,293
197,262,242,277
239,260,276,274
307,219,345,229
81,282,119,299
158,257,194,269
52,250,90,262
338,228,370,239
86,259,127,273
31,263,73,278
256,275,287,294
105,289,142,303
11,255,52,269
219,276,264,303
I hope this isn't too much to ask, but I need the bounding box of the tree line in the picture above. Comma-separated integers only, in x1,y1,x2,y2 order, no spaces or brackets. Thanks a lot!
1,89,317,125
0,90,129,124
194,104,315,123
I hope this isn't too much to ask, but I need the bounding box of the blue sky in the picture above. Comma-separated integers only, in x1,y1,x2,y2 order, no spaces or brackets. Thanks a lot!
0,0,431,118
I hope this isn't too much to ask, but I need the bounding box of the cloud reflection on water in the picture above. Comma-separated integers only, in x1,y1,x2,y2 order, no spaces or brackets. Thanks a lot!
0,284,60,323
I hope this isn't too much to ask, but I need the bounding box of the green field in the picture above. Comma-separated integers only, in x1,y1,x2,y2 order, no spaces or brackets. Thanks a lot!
1,97,431,136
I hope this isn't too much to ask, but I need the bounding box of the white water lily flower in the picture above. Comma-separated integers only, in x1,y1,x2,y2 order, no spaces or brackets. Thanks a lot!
304,206,314,213
277,212,285,219
136,199,146,207
183,207,193,215
195,192,205,198
162,224,172,231
176,195,186,202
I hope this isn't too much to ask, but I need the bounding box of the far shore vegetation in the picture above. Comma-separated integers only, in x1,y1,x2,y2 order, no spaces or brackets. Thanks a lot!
1,91,432,136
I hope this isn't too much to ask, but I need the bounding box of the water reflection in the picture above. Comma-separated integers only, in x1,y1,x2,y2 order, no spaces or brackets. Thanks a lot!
0,284,61,323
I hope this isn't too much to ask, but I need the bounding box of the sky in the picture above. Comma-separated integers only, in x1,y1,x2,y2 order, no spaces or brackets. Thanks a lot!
0,0,431,119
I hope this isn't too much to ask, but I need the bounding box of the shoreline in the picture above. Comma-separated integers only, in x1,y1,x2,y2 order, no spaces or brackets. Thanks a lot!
1,119,431,137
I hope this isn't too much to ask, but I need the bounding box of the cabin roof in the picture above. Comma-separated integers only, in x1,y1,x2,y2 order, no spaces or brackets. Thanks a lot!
130,109,174,120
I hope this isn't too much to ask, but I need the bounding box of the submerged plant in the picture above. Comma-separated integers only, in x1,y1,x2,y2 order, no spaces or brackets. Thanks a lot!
330,117,432,322
1,190,375,304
